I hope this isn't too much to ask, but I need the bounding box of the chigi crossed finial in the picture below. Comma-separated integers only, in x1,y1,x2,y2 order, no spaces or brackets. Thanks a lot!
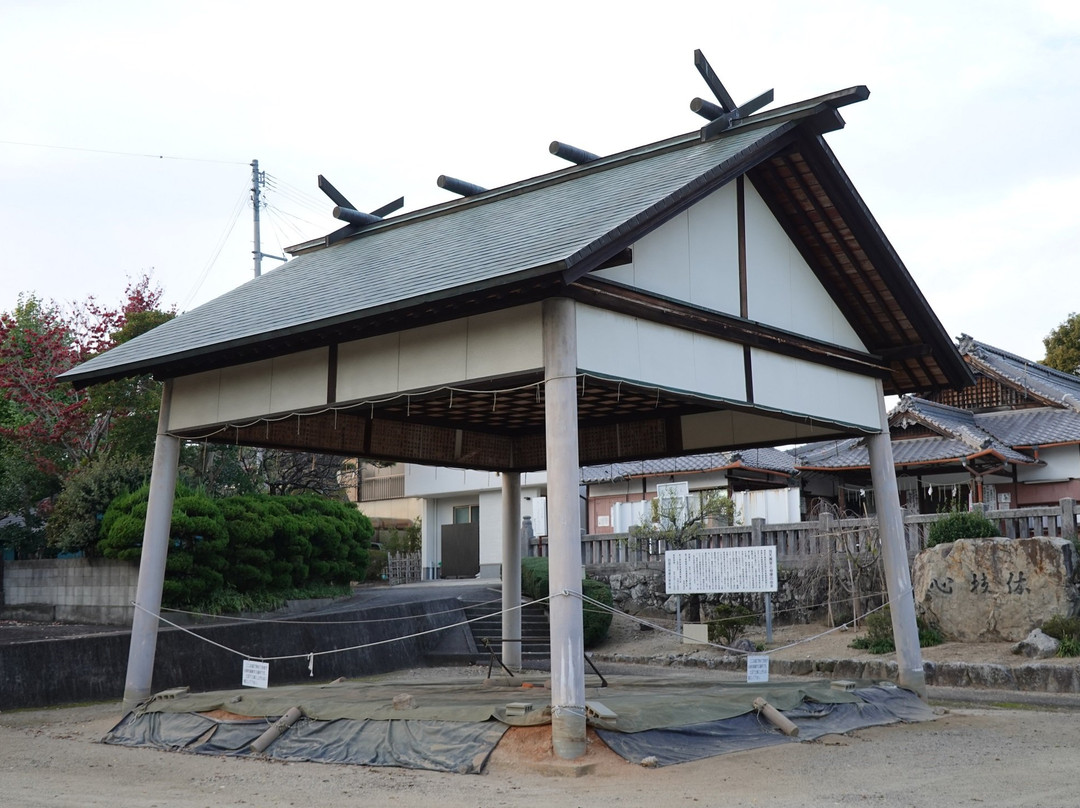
690,49,774,141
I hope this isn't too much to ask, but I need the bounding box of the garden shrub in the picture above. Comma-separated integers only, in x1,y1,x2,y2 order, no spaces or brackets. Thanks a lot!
849,606,943,654
98,487,370,610
707,602,757,646
1041,615,1080,657
519,557,612,647
926,509,999,548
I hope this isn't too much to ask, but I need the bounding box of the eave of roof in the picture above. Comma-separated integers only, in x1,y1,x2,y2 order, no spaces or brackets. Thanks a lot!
958,335,1080,413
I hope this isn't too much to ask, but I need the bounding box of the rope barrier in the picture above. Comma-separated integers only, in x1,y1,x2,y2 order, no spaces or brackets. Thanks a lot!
158,593,507,626
131,595,551,663
572,589,903,658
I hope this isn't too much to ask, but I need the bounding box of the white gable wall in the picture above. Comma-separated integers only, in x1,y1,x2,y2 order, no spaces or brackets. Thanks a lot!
743,183,865,350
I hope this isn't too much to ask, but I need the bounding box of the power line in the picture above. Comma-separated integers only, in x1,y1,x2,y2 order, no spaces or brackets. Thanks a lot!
0,138,247,165
179,183,249,311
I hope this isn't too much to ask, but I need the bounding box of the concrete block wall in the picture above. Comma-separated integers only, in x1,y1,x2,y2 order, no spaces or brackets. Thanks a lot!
1,559,138,625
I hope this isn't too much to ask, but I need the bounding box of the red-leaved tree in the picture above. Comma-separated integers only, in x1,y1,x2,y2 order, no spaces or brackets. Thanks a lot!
0,274,173,475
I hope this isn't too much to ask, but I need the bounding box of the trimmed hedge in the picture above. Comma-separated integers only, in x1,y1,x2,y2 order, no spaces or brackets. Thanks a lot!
520,556,612,647
98,486,371,609
926,509,999,548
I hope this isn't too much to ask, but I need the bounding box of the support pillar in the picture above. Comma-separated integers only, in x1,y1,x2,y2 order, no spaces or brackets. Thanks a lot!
123,380,181,710
867,381,926,699
542,297,586,759
501,472,523,670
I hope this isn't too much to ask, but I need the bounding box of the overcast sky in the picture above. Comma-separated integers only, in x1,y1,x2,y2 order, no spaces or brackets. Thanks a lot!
2,0,1077,363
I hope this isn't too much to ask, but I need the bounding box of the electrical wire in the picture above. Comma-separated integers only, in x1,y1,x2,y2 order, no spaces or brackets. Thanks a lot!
179,182,249,311
0,138,247,165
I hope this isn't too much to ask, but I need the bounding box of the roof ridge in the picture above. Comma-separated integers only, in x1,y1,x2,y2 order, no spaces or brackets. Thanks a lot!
288,86,871,256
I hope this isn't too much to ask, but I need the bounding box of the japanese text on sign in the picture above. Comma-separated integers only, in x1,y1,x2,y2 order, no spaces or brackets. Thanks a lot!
665,547,778,594
242,659,270,689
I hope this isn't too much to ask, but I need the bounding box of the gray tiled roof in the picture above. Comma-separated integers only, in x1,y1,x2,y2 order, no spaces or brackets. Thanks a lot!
62,122,791,385
890,396,1031,464
958,335,1080,413
579,447,796,484
979,408,1080,448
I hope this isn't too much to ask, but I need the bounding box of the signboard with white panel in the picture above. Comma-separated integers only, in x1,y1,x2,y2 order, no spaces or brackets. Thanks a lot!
665,546,777,594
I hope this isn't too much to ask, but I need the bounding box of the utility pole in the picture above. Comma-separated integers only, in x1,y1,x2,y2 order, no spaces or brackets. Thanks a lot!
252,159,263,278
251,158,286,279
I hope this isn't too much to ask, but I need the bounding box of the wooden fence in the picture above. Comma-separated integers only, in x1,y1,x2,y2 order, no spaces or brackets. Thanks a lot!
528,499,1078,569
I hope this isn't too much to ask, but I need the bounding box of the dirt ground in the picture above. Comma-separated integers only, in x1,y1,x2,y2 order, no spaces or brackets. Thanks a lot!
3,616,1080,807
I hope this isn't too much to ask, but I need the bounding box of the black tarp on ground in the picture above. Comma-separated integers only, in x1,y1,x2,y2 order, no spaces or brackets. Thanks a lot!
595,685,935,766
102,676,936,773
104,711,509,774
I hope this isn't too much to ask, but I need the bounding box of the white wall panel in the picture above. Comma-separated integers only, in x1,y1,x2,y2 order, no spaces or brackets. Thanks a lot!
632,211,691,300
687,183,740,315
169,371,222,430
1019,446,1080,482
576,304,745,400
269,349,328,414
336,332,400,402
336,306,544,405
592,184,740,315
399,319,468,390
750,349,879,430
217,359,273,423
744,184,865,351
465,303,543,378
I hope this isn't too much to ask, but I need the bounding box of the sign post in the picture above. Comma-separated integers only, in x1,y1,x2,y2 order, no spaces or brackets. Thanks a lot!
665,546,778,682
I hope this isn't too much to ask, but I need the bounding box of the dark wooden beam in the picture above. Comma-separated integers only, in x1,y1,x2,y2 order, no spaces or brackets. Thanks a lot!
567,277,892,380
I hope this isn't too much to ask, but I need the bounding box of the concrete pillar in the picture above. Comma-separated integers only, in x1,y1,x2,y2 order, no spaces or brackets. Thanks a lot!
542,297,586,759
867,381,926,699
123,380,181,710
501,472,523,670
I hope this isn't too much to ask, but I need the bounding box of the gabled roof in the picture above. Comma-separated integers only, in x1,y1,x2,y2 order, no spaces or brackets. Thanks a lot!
957,335,1080,413
61,87,969,399
796,337,1080,475
890,397,1032,466
579,447,796,485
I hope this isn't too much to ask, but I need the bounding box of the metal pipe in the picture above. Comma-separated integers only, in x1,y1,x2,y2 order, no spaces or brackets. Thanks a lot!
868,379,927,699
250,706,303,754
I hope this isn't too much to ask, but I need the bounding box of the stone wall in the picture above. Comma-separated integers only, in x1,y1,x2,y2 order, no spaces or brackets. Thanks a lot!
0,597,464,710
588,561,872,626
2,558,138,625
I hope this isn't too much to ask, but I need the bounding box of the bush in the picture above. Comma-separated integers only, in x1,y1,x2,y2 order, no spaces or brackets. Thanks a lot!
707,602,757,646
849,606,943,654
582,578,613,647
98,488,371,610
519,557,613,647
1041,615,1080,657
926,509,999,548
47,455,150,556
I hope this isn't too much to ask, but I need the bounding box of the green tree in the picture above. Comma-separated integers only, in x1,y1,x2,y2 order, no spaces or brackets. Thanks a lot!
46,454,151,555
1043,312,1080,375
630,488,738,623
